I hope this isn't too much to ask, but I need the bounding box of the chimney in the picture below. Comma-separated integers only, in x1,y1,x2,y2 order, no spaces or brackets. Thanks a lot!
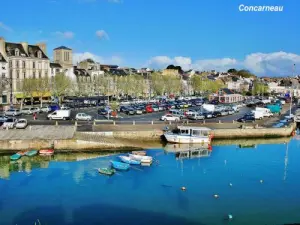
0,37,5,55
36,42,47,55
21,42,28,54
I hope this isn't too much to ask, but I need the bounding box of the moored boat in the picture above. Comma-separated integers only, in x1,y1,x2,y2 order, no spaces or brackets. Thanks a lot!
25,150,38,157
39,149,54,155
131,151,146,156
110,160,130,171
164,126,213,144
17,150,27,156
98,168,116,176
140,158,152,164
119,156,140,165
129,154,153,162
10,153,21,161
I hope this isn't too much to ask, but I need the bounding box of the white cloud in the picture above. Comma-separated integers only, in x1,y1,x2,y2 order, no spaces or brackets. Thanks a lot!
0,22,13,32
73,52,123,65
54,31,74,39
147,52,300,76
96,30,109,40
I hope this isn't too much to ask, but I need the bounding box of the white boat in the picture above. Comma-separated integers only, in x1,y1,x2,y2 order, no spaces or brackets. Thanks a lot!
164,126,213,144
129,154,153,162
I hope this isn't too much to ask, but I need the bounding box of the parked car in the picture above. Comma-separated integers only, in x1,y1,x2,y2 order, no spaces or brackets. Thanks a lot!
212,111,221,118
0,115,8,122
237,115,255,122
21,107,33,115
75,113,92,121
15,119,28,129
98,109,108,115
4,109,22,117
203,112,213,119
127,108,136,115
40,105,51,113
220,110,229,116
161,114,181,122
188,113,205,120
135,107,143,115
47,110,71,120
2,118,18,129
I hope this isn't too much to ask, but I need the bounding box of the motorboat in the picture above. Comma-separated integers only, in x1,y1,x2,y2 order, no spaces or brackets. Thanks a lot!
98,168,116,176
10,153,21,161
39,149,54,155
128,154,153,163
25,150,38,157
131,151,146,156
110,161,130,171
164,126,213,144
119,156,140,165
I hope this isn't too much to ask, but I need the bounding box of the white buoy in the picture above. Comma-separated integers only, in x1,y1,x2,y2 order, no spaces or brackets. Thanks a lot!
214,194,219,199
228,214,233,220
229,183,233,187
260,179,264,183
181,186,186,191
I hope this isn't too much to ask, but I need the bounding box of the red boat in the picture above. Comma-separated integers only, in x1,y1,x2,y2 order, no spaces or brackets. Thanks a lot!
39,149,54,155
17,150,28,156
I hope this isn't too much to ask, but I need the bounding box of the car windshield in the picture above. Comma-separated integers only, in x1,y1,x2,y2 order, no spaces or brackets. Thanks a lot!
7,119,13,122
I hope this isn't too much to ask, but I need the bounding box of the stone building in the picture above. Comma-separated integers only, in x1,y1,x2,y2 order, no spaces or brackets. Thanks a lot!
53,46,73,70
0,37,50,104
0,52,8,104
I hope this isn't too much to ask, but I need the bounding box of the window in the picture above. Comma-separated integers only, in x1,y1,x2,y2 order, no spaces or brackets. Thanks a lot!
9,61,12,68
39,71,41,78
17,71,19,79
23,72,26,79
38,51,42,58
33,62,35,69
16,61,19,68
45,71,48,77
22,61,25,68
15,48,19,56
33,72,36,79
9,71,12,78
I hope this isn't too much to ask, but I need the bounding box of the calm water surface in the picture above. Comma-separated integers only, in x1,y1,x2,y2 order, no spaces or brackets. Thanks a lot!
1,138,300,225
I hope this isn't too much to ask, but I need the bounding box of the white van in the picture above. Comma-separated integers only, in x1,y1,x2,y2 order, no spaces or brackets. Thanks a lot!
255,107,273,117
47,110,71,120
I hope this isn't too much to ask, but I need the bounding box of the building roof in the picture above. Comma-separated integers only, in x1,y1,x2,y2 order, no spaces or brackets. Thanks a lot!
5,42,28,57
50,62,62,68
220,88,237,95
108,68,128,76
54,46,72,50
28,45,48,59
0,52,7,62
74,67,90,76
101,64,118,69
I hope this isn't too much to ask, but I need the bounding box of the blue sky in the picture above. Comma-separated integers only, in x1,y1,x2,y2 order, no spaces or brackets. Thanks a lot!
0,0,300,76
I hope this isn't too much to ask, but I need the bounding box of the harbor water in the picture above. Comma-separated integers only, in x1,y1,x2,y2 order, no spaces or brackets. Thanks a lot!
0,137,300,225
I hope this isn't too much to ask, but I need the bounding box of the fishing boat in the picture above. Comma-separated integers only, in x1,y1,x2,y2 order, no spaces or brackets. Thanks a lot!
98,168,116,176
119,156,140,165
164,126,213,144
131,151,146,156
10,153,21,161
110,161,130,171
17,150,27,156
39,149,54,155
25,150,38,157
129,154,153,163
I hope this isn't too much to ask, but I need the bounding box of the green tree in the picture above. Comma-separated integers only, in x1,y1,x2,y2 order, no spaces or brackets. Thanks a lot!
35,77,50,107
151,73,165,96
237,69,256,78
51,73,72,105
227,68,238,74
191,75,203,94
253,81,269,95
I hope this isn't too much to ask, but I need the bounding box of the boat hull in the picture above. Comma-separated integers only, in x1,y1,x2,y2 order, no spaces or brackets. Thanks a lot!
110,161,130,171
39,149,54,155
119,156,140,165
164,134,211,144
131,151,146,156
10,154,21,161
25,150,38,157
98,168,116,176
128,154,152,162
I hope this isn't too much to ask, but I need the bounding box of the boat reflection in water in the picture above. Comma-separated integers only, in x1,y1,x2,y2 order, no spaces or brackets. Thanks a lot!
164,143,212,160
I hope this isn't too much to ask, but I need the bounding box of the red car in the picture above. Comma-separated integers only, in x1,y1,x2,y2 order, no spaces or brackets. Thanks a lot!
145,105,153,113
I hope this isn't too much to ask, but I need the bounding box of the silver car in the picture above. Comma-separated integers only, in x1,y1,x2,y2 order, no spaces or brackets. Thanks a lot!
4,109,22,116
15,119,28,129
2,118,18,129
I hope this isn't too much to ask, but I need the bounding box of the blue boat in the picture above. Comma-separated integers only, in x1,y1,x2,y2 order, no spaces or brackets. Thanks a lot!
25,150,38,157
10,153,21,161
119,156,140,165
110,160,130,171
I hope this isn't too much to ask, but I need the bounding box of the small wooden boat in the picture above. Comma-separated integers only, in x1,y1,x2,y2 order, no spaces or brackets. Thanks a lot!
39,149,54,155
129,154,152,162
140,158,152,164
98,168,116,176
119,156,140,165
17,150,27,156
131,151,146,156
25,150,38,157
10,153,21,161
110,160,130,171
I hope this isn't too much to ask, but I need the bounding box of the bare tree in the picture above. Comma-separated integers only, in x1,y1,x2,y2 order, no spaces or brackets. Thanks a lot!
51,73,72,105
